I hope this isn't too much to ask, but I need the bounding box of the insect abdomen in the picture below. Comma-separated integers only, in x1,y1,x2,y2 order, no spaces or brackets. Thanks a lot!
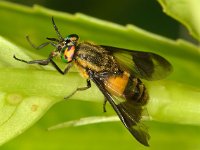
104,71,149,106
123,76,149,106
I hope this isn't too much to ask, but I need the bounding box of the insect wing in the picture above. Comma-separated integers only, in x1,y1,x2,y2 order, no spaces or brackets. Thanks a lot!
101,46,172,80
115,98,150,146
90,74,150,146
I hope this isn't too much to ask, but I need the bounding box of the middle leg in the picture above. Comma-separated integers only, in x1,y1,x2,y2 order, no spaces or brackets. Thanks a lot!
64,79,91,99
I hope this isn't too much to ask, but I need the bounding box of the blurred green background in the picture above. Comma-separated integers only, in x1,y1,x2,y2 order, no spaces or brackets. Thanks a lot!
7,0,198,43
1,0,200,150
7,0,180,38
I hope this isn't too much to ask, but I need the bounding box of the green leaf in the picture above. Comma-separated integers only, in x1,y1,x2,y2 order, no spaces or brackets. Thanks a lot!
0,93,53,145
0,1,200,149
158,0,200,41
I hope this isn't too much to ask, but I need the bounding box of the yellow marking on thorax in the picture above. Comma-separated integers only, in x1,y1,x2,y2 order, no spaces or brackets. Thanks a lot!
74,62,89,79
76,58,103,72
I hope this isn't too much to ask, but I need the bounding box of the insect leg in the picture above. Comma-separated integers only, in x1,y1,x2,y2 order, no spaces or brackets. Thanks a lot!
103,98,108,112
13,53,73,75
13,55,51,65
26,35,57,49
64,79,91,99
50,60,73,75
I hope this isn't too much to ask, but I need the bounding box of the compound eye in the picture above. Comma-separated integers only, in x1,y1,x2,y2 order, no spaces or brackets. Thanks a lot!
65,34,79,46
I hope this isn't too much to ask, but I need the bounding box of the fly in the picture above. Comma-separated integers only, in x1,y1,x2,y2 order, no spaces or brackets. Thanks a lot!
13,17,173,146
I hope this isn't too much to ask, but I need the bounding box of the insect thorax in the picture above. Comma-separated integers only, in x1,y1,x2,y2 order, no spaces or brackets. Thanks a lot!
75,42,120,73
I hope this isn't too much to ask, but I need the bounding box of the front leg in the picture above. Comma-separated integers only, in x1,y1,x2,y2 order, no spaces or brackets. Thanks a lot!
13,55,51,65
13,55,73,75
64,79,91,99
50,59,73,75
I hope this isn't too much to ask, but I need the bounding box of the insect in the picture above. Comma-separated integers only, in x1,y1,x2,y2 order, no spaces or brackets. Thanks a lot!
13,17,172,146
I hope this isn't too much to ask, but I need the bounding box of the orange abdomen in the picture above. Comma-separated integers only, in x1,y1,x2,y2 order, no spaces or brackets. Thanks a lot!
104,71,148,105
104,71,130,97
